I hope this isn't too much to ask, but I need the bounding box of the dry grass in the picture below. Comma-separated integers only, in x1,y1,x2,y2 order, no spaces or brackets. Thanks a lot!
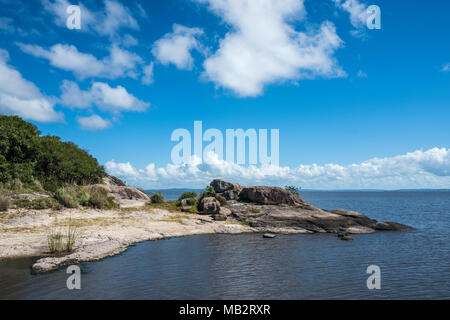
47,218,79,253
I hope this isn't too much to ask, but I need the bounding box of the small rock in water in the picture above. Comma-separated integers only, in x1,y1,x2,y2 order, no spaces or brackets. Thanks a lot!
338,233,353,241
263,233,276,238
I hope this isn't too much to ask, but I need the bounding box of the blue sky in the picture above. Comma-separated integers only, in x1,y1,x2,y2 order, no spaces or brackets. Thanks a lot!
0,0,449,189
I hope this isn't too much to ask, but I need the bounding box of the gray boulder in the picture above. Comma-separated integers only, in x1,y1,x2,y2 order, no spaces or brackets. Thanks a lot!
102,174,126,187
219,207,232,216
198,197,220,214
239,186,305,206
222,189,241,201
210,179,241,193
212,214,227,221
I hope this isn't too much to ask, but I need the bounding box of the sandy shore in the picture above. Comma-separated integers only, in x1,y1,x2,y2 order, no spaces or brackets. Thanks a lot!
0,205,256,273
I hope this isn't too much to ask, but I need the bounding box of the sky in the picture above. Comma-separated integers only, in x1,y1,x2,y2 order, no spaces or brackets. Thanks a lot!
0,0,449,189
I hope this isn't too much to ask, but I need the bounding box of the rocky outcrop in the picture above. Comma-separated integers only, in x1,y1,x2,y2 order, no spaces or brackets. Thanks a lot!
103,174,126,187
239,186,307,206
198,197,220,214
89,184,149,202
206,180,413,236
227,201,412,234
222,189,241,201
210,179,241,193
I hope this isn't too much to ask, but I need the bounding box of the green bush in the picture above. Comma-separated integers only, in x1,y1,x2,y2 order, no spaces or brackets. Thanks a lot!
285,185,300,195
150,192,165,204
0,115,105,191
54,187,79,208
47,219,78,253
179,192,197,200
87,187,117,209
77,190,91,207
14,197,62,210
0,195,10,211
215,194,228,206
198,186,216,202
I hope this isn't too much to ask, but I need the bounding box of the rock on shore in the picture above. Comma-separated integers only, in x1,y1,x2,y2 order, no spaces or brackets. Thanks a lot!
209,180,412,234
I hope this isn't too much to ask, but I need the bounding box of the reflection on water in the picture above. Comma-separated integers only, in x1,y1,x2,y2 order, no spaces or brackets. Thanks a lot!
0,191,449,299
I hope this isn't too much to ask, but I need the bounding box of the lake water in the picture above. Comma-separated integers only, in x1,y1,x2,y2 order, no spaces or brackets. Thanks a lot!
0,191,449,299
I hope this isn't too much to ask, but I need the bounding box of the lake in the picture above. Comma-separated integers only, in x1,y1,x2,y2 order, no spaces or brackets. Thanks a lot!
0,191,448,299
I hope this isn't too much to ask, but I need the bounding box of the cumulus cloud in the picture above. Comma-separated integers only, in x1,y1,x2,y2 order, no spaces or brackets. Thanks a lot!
42,0,138,38
152,24,204,70
442,63,450,72
17,43,143,80
196,0,345,97
60,80,149,113
0,48,63,122
104,148,450,189
333,0,368,29
141,62,154,85
77,114,111,130
357,70,367,78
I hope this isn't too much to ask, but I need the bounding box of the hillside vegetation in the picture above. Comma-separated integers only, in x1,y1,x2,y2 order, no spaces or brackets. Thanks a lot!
0,115,105,192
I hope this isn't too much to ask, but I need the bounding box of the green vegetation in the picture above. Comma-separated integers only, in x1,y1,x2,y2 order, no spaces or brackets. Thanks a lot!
0,115,105,192
215,194,228,206
0,194,10,212
47,219,78,253
150,192,165,204
179,192,198,200
198,185,216,202
13,197,62,210
145,200,182,212
285,185,301,195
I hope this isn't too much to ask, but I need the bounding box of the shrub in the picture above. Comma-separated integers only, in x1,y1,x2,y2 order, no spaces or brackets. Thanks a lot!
77,190,91,207
10,178,23,191
215,194,228,206
47,219,78,253
150,192,165,204
15,197,62,210
47,230,65,253
186,206,198,214
285,185,300,195
0,115,106,191
198,185,216,202
54,187,79,208
183,197,198,206
87,187,117,209
29,180,44,192
179,192,197,200
0,195,10,212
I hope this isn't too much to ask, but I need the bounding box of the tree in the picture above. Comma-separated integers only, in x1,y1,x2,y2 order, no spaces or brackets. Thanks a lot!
0,115,105,190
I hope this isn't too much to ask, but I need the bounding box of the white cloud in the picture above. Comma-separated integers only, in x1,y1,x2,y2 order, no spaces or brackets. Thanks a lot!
42,0,138,38
357,70,367,78
141,62,154,85
77,114,111,130
152,24,204,70
0,17,14,33
17,43,143,80
333,0,368,29
0,48,62,122
442,63,450,72
105,148,450,189
60,80,150,113
196,0,345,97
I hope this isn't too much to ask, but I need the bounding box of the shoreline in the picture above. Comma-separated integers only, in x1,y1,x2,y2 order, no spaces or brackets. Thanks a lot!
0,206,261,273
